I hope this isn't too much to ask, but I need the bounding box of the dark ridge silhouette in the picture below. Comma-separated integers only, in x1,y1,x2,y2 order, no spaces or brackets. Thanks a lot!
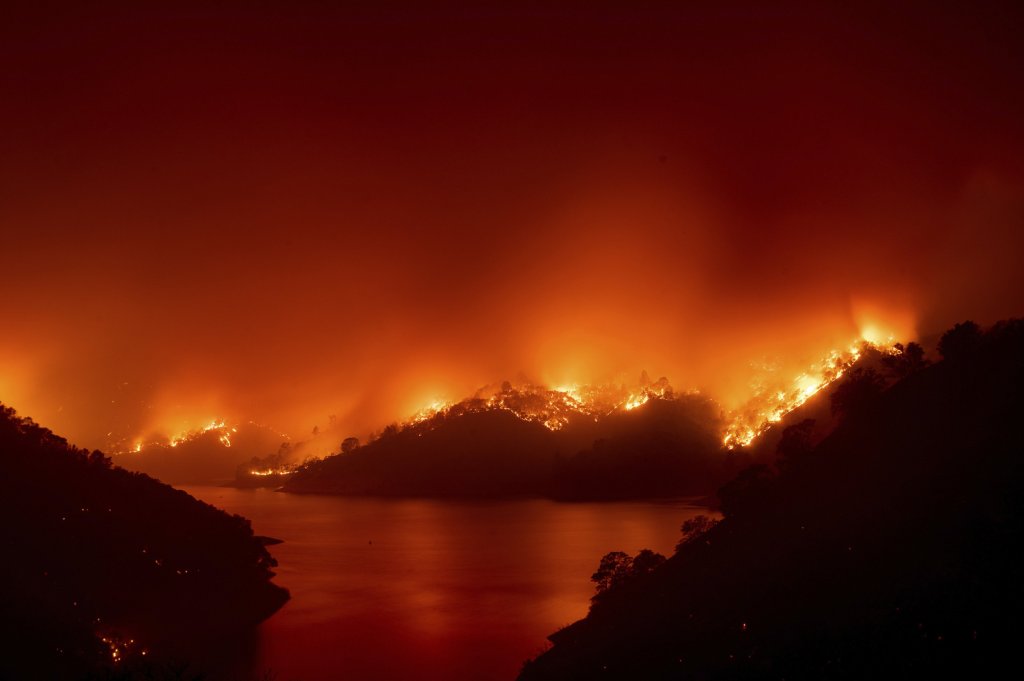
282,391,744,500
0,405,289,679
519,319,1024,680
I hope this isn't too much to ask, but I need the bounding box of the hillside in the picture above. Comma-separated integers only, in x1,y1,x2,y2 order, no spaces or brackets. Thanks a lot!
111,421,288,485
282,344,911,501
282,389,741,500
519,319,1024,680
0,405,289,679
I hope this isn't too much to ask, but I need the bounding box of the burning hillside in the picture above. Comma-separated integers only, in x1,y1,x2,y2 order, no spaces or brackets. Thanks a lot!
111,420,289,485
401,376,676,434
391,335,908,453
120,332,917,489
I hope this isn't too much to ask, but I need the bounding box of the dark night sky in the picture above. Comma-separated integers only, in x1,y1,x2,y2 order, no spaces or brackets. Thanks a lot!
1,1,1022,448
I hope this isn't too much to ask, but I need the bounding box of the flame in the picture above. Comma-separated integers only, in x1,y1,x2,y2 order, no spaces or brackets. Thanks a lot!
248,468,294,477
719,338,904,449
400,341,890,449
98,633,138,664
623,394,649,411
858,325,895,346
395,336,906,452
409,400,453,424
399,339,898,450
399,378,676,434
166,419,237,448
119,418,239,454
118,328,911,458
851,299,916,347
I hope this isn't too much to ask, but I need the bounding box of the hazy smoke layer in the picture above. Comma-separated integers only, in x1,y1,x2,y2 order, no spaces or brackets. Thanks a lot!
1,2,1022,450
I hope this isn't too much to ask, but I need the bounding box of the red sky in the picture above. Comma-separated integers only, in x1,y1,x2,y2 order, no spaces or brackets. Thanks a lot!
1,1,1022,449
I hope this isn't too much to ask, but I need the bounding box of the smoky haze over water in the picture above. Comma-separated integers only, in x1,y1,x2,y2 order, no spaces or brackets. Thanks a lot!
1,1,1022,450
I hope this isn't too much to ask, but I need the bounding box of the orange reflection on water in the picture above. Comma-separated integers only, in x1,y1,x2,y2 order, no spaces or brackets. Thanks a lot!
184,486,710,681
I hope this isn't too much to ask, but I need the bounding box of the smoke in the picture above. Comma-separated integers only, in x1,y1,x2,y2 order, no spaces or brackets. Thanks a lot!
1,1,1022,451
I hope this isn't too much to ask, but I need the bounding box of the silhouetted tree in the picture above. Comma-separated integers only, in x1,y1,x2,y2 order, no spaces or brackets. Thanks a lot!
830,367,885,418
631,549,667,575
882,342,929,378
88,449,112,468
677,515,719,551
938,320,982,360
341,437,360,454
592,551,634,596
591,549,666,599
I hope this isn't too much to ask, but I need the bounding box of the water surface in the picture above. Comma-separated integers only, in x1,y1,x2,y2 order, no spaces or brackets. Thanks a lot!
184,486,708,681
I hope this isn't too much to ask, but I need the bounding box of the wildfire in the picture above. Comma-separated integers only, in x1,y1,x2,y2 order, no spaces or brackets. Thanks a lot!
410,400,453,424
623,393,650,411
721,337,903,449
400,333,907,452
401,377,676,433
248,467,294,477
116,327,910,458
165,419,237,449
121,419,239,454
187,419,237,448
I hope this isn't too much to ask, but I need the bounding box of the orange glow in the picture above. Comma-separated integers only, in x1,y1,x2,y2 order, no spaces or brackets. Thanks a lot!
248,468,294,477
122,419,239,455
4,7,1024,681
1,2,1021,462
379,336,914,452
395,379,678,435
851,300,917,347
722,341,869,449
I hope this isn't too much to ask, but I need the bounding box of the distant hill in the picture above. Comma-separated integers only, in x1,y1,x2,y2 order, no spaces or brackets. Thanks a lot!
518,319,1024,680
111,421,287,485
0,405,289,679
282,387,745,500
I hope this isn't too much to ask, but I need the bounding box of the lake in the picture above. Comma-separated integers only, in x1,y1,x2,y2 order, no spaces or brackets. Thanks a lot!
183,486,710,681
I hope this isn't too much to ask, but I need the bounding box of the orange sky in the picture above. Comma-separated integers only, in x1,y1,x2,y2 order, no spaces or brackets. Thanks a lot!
1,1,1022,450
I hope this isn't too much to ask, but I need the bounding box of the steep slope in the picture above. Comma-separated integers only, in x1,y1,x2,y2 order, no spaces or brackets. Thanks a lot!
0,405,289,679
520,319,1024,680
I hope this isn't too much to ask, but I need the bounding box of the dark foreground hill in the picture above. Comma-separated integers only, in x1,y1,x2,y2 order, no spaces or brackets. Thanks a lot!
283,392,746,500
519,319,1024,680
0,405,289,679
